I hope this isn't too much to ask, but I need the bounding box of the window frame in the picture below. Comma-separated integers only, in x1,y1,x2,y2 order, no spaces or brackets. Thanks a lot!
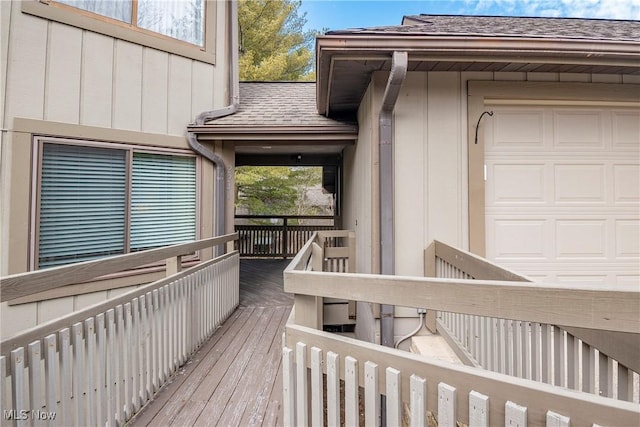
21,0,217,64
31,136,201,271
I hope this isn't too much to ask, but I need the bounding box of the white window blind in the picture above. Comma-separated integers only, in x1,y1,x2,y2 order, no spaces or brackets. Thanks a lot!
39,143,127,268
130,152,196,251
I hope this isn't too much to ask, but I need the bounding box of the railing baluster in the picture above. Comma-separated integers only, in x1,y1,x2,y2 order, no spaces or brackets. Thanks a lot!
123,302,133,418
365,361,380,427
138,295,148,404
469,390,489,427
410,375,427,427
130,300,141,413
59,328,72,426
282,347,295,427
345,356,359,427
27,341,43,424
327,351,340,427
115,305,125,424
44,334,58,427
151,290,160,393
438,382,456,427
71,322,85,426
295,342,308,427
386,367,401,427
11,348,25,427
95,314,106,426
505,401,527,426
311,347,324,427
0,356,6,426
84,318,96,426
105,310,116,427
546,410,570,426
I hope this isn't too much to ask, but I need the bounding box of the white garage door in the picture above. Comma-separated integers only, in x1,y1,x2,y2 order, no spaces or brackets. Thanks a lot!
484,104,640,288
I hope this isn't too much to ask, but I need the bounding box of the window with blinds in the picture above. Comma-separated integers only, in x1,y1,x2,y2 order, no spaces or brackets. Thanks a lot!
131,152,196,251
37,141,197,269
39,144,127,268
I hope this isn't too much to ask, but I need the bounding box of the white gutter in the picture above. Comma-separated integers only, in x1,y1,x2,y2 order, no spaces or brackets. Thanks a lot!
379,51,408,348
187,0,239,249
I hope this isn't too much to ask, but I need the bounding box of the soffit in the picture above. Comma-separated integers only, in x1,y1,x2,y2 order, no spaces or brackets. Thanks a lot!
317,15,640,117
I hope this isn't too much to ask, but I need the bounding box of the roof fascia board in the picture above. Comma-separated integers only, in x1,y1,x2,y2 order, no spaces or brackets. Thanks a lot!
316,35,640,115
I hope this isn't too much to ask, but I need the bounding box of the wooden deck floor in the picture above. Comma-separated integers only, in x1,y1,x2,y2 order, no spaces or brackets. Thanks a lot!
130,259,293,427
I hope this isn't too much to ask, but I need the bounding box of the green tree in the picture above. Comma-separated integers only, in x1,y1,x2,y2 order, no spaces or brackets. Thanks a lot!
235,166,324,218
238,0,317,81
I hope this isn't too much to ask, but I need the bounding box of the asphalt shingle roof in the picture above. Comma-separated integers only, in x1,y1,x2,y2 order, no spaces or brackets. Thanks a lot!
205,82,354,127
327,14,640,42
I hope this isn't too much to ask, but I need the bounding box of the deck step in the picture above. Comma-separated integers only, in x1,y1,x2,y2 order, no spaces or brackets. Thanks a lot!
410,334,463,365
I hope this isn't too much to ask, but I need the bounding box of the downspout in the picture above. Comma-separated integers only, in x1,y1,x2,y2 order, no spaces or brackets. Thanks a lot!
379,51,408,348
187,0,239,252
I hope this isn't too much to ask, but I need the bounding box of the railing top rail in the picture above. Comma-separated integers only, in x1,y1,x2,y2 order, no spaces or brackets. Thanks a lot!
284,232,318,272
1,233,238,302
431,240,531,282
1,251,239,359
284,269,640,334
234,215,335,220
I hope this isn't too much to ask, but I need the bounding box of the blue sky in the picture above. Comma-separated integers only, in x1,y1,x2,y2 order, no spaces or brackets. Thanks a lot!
299,0,640,32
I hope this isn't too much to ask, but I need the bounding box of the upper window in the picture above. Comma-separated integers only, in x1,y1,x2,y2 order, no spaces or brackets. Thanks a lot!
35,138,198,269
22,0,216,64
53,0,205,46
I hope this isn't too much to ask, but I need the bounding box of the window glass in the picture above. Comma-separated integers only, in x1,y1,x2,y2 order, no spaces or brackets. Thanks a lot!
54,0,205,46
56,0,132,23
137,0,205,46
39,143,127,268
37,141,198,269
130,152,197,251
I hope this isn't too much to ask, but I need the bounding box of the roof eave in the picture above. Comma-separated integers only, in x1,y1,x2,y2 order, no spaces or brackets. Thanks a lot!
316,34,640,115
188,124,359,141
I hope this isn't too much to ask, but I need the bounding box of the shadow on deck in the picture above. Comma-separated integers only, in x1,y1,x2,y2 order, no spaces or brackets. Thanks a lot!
129,259,292,426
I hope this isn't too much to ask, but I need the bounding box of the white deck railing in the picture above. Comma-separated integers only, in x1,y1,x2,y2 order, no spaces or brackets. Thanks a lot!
1,234,239,426
428,240,639,403
282,232,640,426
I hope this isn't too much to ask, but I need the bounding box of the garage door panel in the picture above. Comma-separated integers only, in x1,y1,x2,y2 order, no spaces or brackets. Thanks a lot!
485,104,639,285
488,219,548,260
555,220,607,259
614,164,640,203
616,219,640,258
489,109,545,148
612,110,640,147
554,164,605,203
491,164,545,203
553,110,604,148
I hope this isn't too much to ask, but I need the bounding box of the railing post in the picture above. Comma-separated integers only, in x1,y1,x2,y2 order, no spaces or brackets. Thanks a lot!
166,256,182,277
423,242,437,333
282,217,288,259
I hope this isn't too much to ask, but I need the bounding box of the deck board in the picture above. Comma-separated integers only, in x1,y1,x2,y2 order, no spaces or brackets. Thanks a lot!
129,259,292,426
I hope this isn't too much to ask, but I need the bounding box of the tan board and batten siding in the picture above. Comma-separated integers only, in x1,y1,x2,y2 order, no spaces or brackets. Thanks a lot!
341,70,640,339
0,1,232,338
